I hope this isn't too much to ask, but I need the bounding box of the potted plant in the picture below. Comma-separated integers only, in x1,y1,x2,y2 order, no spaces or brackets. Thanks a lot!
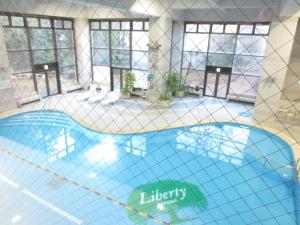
166,72,179,95
175,85,186,97
158,94,172,107
121,71,135,99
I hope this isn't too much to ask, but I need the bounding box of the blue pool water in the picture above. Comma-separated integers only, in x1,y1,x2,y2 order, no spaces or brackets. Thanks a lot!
0,110,298,225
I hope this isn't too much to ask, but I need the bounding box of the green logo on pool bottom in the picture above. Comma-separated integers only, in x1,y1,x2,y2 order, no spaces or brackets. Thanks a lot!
127,180,208,224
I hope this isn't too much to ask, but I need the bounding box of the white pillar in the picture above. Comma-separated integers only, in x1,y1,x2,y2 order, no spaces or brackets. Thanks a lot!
254,17,299,122
0,24,16,112
148,16,173,101
170,20,184,74
74,18,92,89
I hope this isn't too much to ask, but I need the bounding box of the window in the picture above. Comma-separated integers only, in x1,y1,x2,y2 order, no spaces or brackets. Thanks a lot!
144,22,149,30
239,25,253,34
54,19,63,28
100,21,109,30
64,20,72,29
198,24,210,33
54,20,77,89
91,22,99,30
235,35,267,56
232,55,263,75
33,50,55,64
92,31,109,48
111,31,130,49
132,70,148,89
133,21,143,30
207,53,233,67
93,49,109,66
255,24,270,35
4,28,29,50
186,24,197,33
132,31,148,51
90,20,149,89
11,16,24,26
30,29,54,50
2,14,77,96
121,21,130,30
132,51,148,70
184,33,209,52
7,51,31,73
40,19,51,28
57,49,75,67
111,21,120,30
212,24,224,33
27,18,39,27
55,30,74,48
0,15,9,26
225,25,237,34
181,21,270,100
182,52,206,70
209,34,236,54
112,50,130,68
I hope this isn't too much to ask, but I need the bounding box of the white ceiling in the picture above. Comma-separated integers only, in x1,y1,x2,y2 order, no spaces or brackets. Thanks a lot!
0,0,298,20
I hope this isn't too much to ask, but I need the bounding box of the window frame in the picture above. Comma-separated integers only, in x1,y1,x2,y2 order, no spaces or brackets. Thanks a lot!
0,12,79,92
89,18,149,84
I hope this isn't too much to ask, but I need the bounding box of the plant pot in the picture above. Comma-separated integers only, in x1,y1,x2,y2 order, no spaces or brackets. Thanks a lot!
122,92,131,99
158,100,171,107
175,91,185,98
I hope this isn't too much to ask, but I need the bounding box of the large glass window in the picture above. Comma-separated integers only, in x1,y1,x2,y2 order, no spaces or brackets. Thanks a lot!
235,35,267,56
3,20,33,98
54,20,77,89
209,34,236,54
182,52,206,70
2,14,78,97
4,28,28,50
182,22,270,99
90,20,149,89
184,33,209,52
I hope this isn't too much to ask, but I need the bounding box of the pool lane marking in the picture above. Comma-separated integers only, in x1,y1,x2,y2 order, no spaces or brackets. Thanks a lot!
22,189,82,225
0,148,171,225
0,174,19,188
0,171,81,224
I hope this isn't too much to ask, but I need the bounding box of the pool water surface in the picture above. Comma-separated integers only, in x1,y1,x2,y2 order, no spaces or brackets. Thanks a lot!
0,110,298,225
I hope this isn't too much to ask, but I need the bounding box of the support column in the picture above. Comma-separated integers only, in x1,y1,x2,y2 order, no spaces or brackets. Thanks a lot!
148,16,173,102
0,24,16,112
74,18,92,89
170,20,184,74
254,17,299,123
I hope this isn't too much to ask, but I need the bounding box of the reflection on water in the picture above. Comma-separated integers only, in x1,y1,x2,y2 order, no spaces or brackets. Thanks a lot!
48,128,75,162
176,124,249,165
0,111,296,225
85,137,118,164
125,135,146,157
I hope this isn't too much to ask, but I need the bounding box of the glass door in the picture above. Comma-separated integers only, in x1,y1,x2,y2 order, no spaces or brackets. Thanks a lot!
204,73,218,96
111,68,129,91
112,68,122,91
35,72,48,97
216,74,230,98
47,70,59,96
34,63,60,97
204,66,231,99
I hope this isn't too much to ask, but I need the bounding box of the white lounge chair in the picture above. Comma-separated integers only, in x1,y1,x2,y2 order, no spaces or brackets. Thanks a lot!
101,91,120,106
88,87,109,103
78,84,97,101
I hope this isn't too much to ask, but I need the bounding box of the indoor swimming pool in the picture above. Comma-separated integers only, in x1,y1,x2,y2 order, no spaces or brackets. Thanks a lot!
0,110,298,225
